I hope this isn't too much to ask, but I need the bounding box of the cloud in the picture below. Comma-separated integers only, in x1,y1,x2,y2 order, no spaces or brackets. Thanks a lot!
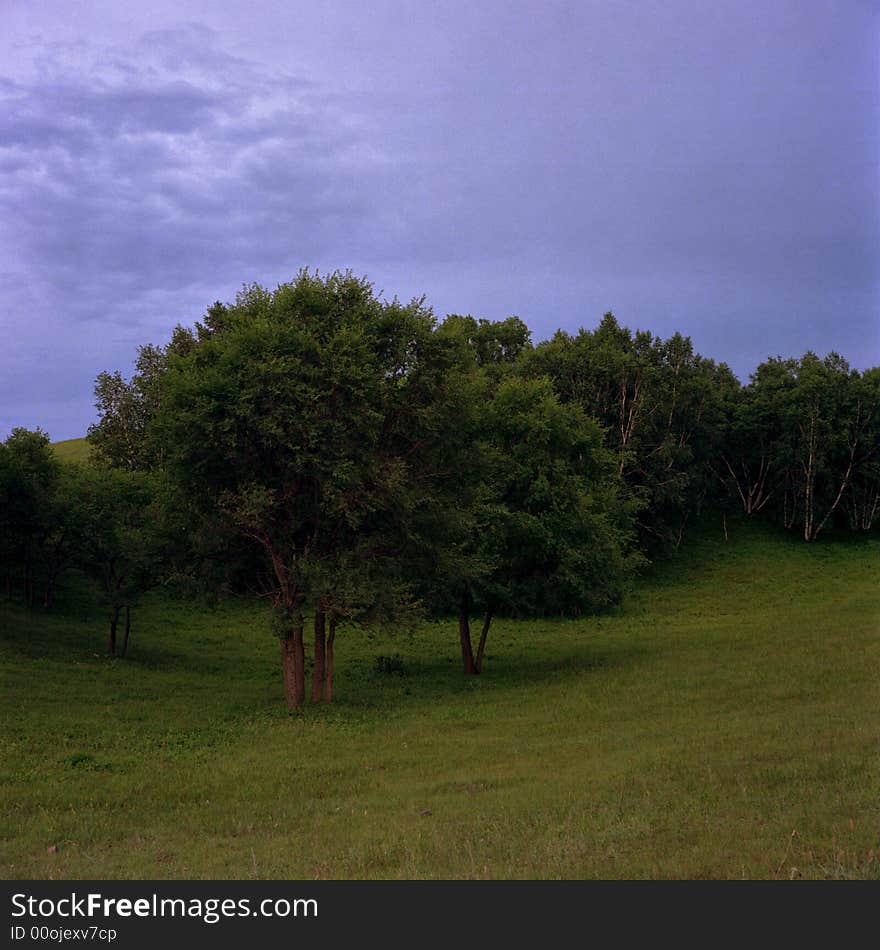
0,25,401,327
0,26,424,437
1,7,878,441
0,26,415,437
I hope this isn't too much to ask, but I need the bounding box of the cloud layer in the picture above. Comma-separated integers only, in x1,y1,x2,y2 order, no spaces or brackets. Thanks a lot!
1,5,878,440
0,26,409,436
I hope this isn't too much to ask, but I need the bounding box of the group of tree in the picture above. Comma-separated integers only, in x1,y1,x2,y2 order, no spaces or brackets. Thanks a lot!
0,428,162,654
719,354,880,541
2,270,877,707
523,318,879,546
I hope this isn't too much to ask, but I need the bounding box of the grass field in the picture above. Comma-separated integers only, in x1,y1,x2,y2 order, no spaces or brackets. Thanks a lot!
1,519,878,879
51,437,91,464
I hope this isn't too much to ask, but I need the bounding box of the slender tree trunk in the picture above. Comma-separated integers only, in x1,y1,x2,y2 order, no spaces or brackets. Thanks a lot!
812,456,856,541
276,588,306,709
108,604,120,656
459,596,476,674
474,606,494,674
280,634,297,709
324,615,336,704
311,610,326,703
120,605,131,657
803,414,816,542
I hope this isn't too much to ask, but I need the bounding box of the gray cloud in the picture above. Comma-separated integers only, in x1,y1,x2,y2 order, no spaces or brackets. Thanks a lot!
1,5,878,440
0,26,409,438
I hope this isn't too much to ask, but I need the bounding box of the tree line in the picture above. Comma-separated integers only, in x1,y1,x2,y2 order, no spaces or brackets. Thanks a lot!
2,270,877,706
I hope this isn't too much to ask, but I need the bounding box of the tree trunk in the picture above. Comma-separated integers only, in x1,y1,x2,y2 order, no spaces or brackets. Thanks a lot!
311,610,326,703
277,599,306,709
120,605,131,657
459,596,476,674
324,615,336,703
108,604,120,656
43,573,56,609
280,633,298,709
474,606,494,674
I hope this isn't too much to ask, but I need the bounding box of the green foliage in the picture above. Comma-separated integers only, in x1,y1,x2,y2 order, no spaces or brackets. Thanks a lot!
87,330,196,470
74,467,164,607
374,653,406,676
728,353,880,540
437,313,532,368
0,428,61,606
476,375,638,615
525,314,733,552
152,271,472,656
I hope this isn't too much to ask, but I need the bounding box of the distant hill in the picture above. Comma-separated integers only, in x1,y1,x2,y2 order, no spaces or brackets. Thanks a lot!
52,437,91,463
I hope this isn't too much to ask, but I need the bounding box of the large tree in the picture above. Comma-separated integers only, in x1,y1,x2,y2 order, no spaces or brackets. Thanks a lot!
152,270,469,707
425,316,639,673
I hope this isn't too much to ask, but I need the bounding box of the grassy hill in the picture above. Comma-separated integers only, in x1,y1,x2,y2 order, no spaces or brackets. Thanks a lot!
51,437,91,463
1,520,878,879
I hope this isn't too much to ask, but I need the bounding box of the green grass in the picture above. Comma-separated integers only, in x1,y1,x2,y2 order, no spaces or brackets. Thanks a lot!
1,520,878,879
51,437,91,464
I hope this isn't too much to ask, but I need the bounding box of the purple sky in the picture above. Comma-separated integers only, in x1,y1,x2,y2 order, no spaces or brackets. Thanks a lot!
2,0,878,441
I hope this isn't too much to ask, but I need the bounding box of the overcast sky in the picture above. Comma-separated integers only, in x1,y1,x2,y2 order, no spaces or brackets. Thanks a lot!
2,0,878,440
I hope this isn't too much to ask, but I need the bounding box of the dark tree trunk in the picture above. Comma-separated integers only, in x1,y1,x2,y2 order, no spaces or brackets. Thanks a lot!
120,605,131,657
280,633,298,709
108,604,120,656
474,606,494,674
311,610,326,703
324,615,336,704
43,575,55,609
459,596,476,674
278,597,306,709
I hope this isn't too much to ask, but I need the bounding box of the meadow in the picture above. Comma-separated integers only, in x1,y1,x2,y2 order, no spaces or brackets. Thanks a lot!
50,437,92,464
1,518,878,879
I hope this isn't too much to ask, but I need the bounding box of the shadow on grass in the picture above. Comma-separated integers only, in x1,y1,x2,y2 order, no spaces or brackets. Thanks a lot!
308,637,654,719
2,589,656,721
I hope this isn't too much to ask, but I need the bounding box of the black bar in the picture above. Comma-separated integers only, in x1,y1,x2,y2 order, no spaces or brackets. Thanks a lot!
2,880,876,948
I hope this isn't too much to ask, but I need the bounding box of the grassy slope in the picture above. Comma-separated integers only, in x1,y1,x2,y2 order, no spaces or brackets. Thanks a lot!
1,520,878,879
51,437,91,464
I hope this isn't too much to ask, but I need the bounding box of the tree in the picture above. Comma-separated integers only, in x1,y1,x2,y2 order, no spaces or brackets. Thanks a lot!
438,314,532,368
719,367,784,519
152,270,468,707
846,368,880,531
77,468,163,655
415,346,639,674
526,314,729,552
88,327,197,470
0,428,59,607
